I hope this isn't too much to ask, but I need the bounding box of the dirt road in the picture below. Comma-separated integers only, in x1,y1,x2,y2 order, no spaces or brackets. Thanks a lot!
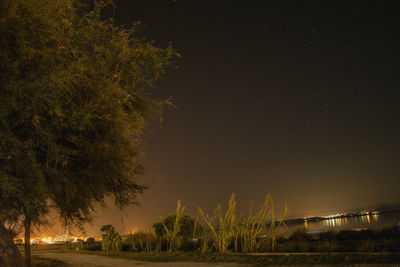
34,252,249,267
32,249,400,267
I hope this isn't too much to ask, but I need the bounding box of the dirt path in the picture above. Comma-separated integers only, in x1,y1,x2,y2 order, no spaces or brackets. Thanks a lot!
33,250,400,267
34,252,249,267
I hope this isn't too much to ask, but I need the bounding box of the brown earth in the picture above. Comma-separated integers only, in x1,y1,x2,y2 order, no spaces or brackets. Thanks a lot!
33,251,249,267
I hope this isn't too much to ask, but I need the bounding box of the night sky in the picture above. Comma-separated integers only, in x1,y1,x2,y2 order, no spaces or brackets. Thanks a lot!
57,1,400,236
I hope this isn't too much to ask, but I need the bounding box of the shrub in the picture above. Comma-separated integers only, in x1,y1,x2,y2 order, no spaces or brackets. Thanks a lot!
358,239,376,252
154,200,200,252
153,214,203,242
315,240,338,252
100,225,121,252
289,227,310,241
84,238,101,251
124,230,158,252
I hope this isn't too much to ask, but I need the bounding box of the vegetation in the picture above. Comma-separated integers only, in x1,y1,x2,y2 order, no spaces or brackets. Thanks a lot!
124,230,158,252
65,196,400,256
153,213,202,241
100,225,122,252
60,199,400,265
198,193,287,253
22,198,400,266
275,225,400,253
64,237,102,252
162,200,185,252
0,0,175,265
198,194,237,253
0,223,24,267
65,223,400,255
65,194,289,255
153,201,203,252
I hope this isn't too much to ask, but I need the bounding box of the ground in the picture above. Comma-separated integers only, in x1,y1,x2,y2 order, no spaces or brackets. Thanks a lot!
30,245,247,267
34,252,247,267
28,245,400,267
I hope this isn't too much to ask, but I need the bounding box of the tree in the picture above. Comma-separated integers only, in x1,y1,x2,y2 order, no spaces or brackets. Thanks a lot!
0,0,175,265
153,214,203,242
0,223,24,267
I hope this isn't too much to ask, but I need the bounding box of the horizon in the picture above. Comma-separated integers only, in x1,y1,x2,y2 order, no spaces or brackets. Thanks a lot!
26,199,400,238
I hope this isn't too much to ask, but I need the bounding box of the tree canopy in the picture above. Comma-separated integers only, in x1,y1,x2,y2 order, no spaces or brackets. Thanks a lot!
0,0,175,265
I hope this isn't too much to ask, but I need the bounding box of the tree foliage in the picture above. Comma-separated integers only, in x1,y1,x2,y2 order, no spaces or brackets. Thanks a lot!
0,0,175,265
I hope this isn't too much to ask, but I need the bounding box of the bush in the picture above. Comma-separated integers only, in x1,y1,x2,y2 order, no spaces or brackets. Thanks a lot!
315,240,338,252
358,239,376,252
153,200,202,251
101,225,121,252
123,230,158,252
153,214,202,241
64,238,102,251
84,238,102,251
289,227,310,241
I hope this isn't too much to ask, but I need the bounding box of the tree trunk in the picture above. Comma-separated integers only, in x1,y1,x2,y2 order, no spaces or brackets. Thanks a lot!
24,217,31,267
0,222,25,267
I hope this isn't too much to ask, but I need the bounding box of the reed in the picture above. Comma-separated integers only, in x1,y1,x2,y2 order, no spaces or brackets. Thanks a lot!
198,193,237,253
198,193,288,253
125,230,157,252
240,195,272,252
100,224,122,252
192,215,200,251
269,194,288,252
200,225,211,252
162,199,185,252
101,230,121,252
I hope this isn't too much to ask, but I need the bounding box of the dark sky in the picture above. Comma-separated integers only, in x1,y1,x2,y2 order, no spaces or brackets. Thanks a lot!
54,1,400,236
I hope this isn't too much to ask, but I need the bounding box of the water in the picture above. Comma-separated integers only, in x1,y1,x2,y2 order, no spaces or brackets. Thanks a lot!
283,211,400,235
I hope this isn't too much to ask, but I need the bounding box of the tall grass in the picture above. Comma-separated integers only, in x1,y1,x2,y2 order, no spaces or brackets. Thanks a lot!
198,193,287,253
162,199,185,252
88,194,288,254
270,194,288,252
240,195,272,252
101,230,121,252
124,230,157,252
192,215,200,251
198,193,237,253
